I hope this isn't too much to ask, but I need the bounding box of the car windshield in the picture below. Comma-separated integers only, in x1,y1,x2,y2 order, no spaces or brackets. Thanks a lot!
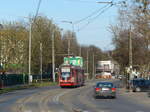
96,83,113,88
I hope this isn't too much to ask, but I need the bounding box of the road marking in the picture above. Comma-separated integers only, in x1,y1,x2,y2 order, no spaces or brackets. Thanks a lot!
52,91,69,104
24,110,32,112
136,110,144,112
59,110,67,112
73,108,90,112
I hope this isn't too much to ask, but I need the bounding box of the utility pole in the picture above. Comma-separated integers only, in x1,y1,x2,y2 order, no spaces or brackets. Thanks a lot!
40,43,42,82
93,53,95,80
68,22,74,56
61,21,74,56
68,37,71,56
0,24,3,67
21,17,32,84
52,30,55,82
28,0,42,84
129,26,133,78
143,1,150,79
79,45,82,56
86,49,89,79
127,26,132,91
28,22,32,84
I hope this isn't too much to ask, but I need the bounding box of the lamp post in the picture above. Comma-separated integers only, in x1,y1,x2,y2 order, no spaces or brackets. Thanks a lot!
52,29,55,82
92,51,99,80
92,53,98,80
40,43,43,82
0,24,3,67
22,0,42,84
28,21,32,84
92,53,95,80
21,17,33,84
86,49,89,79
61,21,74,56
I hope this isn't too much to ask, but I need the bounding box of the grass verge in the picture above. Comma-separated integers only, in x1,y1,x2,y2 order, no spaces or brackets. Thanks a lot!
0,82,58,94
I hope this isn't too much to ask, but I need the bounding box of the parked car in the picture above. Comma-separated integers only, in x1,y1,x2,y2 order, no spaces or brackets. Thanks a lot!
93,82,116,99
130,78,150,92
118,75,123,80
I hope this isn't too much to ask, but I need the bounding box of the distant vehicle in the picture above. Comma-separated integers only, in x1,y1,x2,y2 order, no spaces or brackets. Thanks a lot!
111,75,116,79
95,60,120,79
93,82,116,99
58,56,84,88
58,64,84,87
118,75,123,80
130,78,150,92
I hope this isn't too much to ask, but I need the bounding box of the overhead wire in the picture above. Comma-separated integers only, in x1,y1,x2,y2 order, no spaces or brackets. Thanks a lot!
62,0,125,32
33,0,42,23
77,3,114,32
74,4,110,24
89,3,113,23
32,0,43,32
65,0,95,3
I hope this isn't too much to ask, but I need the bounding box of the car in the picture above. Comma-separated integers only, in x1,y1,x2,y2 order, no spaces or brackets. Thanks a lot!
130,78,150,92
93,82,116,99
118,75,123,80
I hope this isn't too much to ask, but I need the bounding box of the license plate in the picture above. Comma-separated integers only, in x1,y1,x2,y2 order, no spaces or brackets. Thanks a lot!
102,88,109,91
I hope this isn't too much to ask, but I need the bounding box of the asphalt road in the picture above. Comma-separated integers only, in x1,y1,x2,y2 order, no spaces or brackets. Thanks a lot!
0,79,150,112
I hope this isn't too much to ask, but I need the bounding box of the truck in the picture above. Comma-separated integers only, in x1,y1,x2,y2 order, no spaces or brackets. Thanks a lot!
96,60,120,79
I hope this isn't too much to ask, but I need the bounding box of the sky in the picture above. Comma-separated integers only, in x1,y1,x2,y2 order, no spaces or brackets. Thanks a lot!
0,0,122,51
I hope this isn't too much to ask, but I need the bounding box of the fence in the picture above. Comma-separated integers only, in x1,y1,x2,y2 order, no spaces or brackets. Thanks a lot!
32,74,53,82
0,74,55,88
0,74,28,88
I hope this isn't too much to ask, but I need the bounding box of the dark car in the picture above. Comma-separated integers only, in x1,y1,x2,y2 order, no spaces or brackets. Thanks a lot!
93,82,116,99
130,78,150,92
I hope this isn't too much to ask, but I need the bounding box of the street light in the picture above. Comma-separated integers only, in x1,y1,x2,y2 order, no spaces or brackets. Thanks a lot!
22,17,33,84
51,28,64,82
0,24,3,67
40,43,43,82
29,21,32,84
22,17,43,83
61,21,74,56
52,29,55,82
92,53,96,80
92,52,99,80
22,0,42,84
61,21,74,31
85,48,89,79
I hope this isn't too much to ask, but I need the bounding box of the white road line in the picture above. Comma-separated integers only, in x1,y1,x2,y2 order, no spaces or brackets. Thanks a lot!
24,110,32,112
136,110,144,112
52,91,69,104
59,110,67,112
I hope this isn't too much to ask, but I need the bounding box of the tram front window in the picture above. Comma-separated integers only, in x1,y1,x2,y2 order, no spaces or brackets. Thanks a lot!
62,72,70,78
